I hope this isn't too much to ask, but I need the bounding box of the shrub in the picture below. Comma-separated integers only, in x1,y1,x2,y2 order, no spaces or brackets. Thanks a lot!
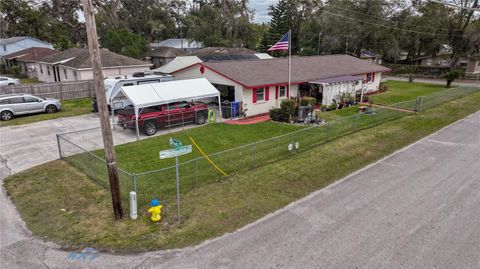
379,82,388,92
269,108,284,122
11,66,21,77
280,99,296,121
300,97,316,106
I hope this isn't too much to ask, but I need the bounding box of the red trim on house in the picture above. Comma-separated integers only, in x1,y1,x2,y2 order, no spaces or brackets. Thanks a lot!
286,85,289,97
172,63,250,88
275,86,279,99
265,86,270,101
252,88,257,103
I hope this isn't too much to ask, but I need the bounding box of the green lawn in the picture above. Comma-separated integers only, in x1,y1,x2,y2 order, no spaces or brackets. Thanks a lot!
0,98,92,127
6,90,480,252
370,80,448,105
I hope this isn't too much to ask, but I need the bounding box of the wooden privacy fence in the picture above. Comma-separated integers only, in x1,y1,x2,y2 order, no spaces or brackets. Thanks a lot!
0,80,95,100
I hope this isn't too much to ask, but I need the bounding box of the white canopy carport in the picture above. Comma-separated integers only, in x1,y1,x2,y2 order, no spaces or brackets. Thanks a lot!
113,78,222,139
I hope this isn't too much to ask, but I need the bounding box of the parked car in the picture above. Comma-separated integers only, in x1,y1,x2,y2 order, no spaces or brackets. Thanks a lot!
92,73,175,112
117,101,208,136
0,93,61,121
0,76,21,87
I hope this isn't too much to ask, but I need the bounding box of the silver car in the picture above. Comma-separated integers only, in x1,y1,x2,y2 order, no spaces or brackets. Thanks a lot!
0,93,61,121
0,76,21,87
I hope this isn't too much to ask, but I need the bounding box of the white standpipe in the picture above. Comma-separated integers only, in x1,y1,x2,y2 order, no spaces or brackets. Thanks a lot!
129,191,137,220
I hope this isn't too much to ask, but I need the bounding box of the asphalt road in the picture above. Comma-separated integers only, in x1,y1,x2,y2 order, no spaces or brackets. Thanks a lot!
0,112,479,268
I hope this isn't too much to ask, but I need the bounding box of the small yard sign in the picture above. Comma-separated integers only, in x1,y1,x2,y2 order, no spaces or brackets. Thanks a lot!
159,138,192,222
159,145,192,159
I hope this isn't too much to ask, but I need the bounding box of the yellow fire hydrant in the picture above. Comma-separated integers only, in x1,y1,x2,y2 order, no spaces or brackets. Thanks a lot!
147,199,163,222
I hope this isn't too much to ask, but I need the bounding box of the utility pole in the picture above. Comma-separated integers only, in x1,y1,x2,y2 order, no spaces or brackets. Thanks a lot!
81,0,124,219
317,32,322,55
345,34,351,55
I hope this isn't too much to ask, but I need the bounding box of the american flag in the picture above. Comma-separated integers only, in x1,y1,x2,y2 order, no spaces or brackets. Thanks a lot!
267,32,289,51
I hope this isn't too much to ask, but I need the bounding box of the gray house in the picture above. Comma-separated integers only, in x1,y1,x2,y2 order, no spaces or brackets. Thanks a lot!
0,37,53,62
150,39,203,53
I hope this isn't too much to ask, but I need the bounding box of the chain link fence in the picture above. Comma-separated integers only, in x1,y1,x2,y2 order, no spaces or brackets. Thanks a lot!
56,85,480,220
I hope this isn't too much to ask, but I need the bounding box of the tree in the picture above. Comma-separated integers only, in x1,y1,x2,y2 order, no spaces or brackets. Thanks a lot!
101,29,148,59
184,0,257,48
443,69,462,88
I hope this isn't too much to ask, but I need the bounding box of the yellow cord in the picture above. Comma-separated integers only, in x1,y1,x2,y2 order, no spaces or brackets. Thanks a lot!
189,136,227,176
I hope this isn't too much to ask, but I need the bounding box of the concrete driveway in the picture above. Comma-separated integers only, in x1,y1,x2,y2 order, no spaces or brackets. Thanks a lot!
1,112,479,268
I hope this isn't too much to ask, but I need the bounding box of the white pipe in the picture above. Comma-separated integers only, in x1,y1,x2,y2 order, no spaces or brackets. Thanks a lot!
135,106,140,141
218,94,222,121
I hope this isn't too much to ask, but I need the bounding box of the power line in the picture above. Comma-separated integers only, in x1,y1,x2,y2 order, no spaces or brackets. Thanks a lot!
322,10,478,37
327,4,452,33
429,0,480,12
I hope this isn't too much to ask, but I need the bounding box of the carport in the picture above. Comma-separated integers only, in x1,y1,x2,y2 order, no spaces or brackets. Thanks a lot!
113,78,222,140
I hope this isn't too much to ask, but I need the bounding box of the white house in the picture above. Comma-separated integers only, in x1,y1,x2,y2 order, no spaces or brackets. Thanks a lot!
2,47,57,78
35,48,152,82
0,36,53,62
171,54,390,117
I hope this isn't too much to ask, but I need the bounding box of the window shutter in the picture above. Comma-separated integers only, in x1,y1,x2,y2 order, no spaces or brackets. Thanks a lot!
252,88,257,103
286,85,289,97
275,86,279,99
372,73,375,82
265,87,269,101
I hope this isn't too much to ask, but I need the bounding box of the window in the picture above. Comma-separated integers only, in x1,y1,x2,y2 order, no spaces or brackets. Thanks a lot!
137,79,160,85
0,99,9,104
3,46,6,52
63,68,68,79
279,86,287,98
24,96,40,103
40,65,43,74
24,65,28,72
122,83,134,87
256,88,265,102
73,70,77,81
47,66,51,76
9,97,24,104
366,73,375,83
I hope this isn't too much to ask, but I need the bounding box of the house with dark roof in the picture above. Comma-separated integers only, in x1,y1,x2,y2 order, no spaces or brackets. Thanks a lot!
3,47,57,78
172,54,390,116
0,36,53,60
147,46,186,68
35,48,152,82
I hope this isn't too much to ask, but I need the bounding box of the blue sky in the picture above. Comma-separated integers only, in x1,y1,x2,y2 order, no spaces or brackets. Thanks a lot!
250,0,277,23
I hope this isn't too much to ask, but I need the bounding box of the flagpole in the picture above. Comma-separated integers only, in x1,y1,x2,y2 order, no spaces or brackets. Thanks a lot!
288,29,291,95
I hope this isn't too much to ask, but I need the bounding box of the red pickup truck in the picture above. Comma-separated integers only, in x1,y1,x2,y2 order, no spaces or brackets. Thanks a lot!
117,101,208,136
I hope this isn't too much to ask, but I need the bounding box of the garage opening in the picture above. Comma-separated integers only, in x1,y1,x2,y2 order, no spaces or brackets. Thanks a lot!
212,83,235,102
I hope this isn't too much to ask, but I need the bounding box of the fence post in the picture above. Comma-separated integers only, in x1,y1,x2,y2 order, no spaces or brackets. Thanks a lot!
133,174,138,194
195,159,199,187
59,82,64,100
354,113,359,131
56,134,63,159
252,142,256,168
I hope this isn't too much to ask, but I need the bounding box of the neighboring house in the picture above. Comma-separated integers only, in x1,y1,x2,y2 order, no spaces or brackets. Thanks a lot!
360,50,382,65
415,54,469,68
35,48,152,82
0,36,53,61
150,39,203,53
188,47,273,62
465,57,480,75
171,54,390,117
147,46,186,69
2,47,57,78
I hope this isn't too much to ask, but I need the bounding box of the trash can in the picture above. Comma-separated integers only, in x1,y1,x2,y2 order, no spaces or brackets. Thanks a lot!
232,102,240,118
